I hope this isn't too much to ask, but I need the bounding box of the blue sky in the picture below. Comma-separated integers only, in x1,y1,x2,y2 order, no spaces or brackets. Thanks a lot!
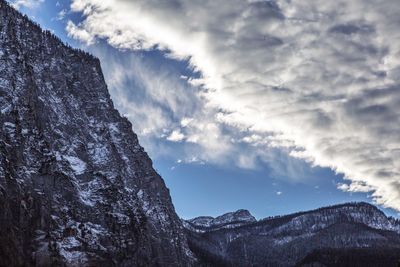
13,0,400,219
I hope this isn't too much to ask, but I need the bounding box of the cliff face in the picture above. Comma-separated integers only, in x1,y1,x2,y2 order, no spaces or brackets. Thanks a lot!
185,203,400,267
0,1,193,266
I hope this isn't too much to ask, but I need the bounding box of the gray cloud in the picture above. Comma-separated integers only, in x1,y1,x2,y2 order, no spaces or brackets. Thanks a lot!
68,0,400,210
329,23,375,35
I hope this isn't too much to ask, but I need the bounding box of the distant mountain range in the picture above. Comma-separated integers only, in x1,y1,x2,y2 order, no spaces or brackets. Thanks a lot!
184,202,400,266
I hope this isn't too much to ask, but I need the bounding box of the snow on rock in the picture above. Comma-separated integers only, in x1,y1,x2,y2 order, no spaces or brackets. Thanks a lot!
63,155,87,175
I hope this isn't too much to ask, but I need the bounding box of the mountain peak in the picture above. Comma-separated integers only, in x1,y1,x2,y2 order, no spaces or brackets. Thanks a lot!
187,209,256,229
214,209,256,225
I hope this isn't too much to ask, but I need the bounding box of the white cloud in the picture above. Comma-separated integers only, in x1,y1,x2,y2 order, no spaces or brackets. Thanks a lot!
68,0,400,210
167,129,185,142
180,117,193,127
57,9,67,21
66,21,94,44
337,182,375,193
11,0,44,9
88,45,239,168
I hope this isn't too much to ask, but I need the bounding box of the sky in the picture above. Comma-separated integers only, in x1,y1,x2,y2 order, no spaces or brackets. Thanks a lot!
11,0,400,219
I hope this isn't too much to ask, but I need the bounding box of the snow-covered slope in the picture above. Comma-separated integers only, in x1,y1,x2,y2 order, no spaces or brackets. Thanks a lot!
0,1,193,266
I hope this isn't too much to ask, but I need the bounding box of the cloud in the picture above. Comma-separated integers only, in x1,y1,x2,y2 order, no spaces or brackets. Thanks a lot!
88,45,235,164
11,0,44,9
57,9,67,21
66,21,94,44
180,118,193,127
68,0,400,211
167,129,185,142
337,181,375,193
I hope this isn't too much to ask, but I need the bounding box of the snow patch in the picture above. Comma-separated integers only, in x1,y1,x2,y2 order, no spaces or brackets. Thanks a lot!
63,155,87,175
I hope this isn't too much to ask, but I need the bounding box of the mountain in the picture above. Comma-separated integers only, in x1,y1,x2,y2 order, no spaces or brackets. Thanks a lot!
184,202,400,267
0,1,193,266
184,209,256,232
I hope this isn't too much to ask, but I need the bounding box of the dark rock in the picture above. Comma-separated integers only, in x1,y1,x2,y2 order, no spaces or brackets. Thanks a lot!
0,1,194,266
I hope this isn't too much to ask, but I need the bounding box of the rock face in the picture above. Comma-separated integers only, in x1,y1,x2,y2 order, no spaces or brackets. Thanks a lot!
0,1,193,266
185,202,400,267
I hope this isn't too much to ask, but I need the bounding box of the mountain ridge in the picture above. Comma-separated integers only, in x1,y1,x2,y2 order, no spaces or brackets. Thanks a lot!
185,202,396,230
184,202,400,266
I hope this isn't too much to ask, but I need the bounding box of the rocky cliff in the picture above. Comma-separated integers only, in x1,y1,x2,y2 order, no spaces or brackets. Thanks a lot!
0,1,193,266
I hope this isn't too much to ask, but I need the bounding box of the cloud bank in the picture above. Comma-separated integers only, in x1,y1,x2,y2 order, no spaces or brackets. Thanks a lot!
67,0,400,210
